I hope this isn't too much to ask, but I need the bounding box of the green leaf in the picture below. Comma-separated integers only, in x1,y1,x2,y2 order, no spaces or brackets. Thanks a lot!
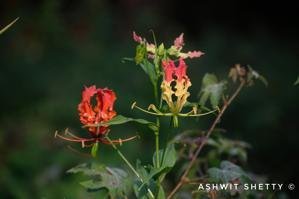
206,138,220,148
91,142,99,158
157,43,165,56
198,73,226,108
207,136,251,162
67,163,106,176
133,180,148,199
247,66,268,86
152,144,176,170
90,115,158,131
133,160,156,199
157,186,166,199
128,43,159,86
140,60,158,86
160,144,176,169
80,180,105,190
135,44,147,64
132,145,177,198
134,145,177,194
68,163,130,197
207,161,250,183
148,144,177,183
294,76,299,85
0,18,19,35
133,179,156,199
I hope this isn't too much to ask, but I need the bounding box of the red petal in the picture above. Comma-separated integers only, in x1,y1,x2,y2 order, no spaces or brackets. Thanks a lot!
82,85,97,102
175,58,188,81
162,59,176,82
78,85,98,130
133,31,142,43
96,88,117,121
162,58,189,82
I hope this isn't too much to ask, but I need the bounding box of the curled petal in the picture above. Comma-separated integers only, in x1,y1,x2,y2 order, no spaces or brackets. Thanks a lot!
187,50,204,58
175,58,187,82
162,58,188,82
161,81,174,111
82,85,97,102
96,88,117,117
78,101,96,125
175,78,192,113
78,85,98,131
133,31,142,43
162,59,176,82
174,33,184,49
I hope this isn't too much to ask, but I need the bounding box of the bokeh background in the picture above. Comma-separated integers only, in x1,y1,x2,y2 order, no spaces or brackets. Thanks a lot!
0,0,298,198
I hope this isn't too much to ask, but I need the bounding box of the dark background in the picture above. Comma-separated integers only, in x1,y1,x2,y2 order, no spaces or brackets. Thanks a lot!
0,0,298,198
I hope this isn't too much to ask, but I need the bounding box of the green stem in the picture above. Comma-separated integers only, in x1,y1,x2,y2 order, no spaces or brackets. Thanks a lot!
172,115,179,128
152,37,162,187
105,136,155,199
155,118,160,168
153,83,160,169
154,83,159,105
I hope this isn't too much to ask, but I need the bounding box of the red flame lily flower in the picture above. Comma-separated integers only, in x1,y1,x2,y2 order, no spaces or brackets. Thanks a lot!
55,85,136,146
78,85,117,136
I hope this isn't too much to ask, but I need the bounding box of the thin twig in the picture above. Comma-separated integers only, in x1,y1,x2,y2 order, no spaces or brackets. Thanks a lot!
167,81,245,199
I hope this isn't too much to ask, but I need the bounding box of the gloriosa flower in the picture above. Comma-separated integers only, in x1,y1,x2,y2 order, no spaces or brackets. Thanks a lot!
78,85,116,136
133,31,204,59
130,32,217,127
55,85,136,147
161,58,191,113
169,33,204,59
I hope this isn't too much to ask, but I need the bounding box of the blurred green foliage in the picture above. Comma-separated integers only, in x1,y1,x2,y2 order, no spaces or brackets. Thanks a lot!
0,0,298,198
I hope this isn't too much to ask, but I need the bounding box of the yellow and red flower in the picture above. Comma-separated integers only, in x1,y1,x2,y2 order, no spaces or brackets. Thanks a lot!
161,58,191,113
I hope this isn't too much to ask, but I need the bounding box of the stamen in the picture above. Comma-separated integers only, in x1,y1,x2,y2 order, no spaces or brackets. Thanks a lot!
178,109,218,117
55,131,137,146
131,101,137,109
133,103,172,116
182,109,196,116
101,135,138,145
55,132,97,143
65,129,83,140
64,128,69,135
147,104,162,114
